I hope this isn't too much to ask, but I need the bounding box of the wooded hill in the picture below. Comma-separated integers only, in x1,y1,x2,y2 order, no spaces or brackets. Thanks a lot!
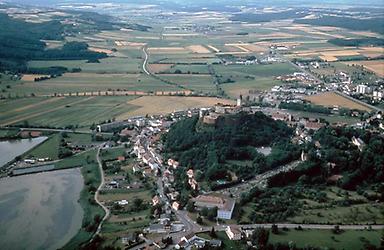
0,13,107,73
164,112,299,183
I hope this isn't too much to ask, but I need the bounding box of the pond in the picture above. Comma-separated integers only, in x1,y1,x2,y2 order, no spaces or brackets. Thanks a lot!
0,137,48,167
0,168,84,250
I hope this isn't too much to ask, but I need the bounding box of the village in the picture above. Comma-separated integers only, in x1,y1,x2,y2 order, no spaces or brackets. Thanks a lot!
89,94,383,249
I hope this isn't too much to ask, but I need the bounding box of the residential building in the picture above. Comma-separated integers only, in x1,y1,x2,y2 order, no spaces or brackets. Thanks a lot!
225,226,242,240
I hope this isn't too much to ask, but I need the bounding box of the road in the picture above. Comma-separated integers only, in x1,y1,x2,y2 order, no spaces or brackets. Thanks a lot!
209,222,384,232
90,145,110,242
142,47,150,75
216,160,301,198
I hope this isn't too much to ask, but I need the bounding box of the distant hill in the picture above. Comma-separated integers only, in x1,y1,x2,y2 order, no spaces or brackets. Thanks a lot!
0,13,107,73
295,16,384,34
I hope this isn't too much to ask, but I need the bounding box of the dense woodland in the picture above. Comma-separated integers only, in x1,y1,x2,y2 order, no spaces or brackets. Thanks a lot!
328,38,384,47
165,113,384,222
164,112,300,195
295,16,384,34
230,10,307,23
0,13,108,73
269,126,384,190
237,126,384,223
279,102,331,114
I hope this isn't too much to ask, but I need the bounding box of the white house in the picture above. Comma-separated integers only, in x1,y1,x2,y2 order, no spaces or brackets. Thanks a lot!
225,226,242,240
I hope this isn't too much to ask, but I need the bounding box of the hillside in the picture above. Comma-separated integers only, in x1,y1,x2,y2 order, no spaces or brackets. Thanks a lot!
164,112,299,183
0,13,109,73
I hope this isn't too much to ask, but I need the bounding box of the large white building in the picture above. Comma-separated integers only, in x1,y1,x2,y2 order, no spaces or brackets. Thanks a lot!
193,194,235,220
356,84,370,94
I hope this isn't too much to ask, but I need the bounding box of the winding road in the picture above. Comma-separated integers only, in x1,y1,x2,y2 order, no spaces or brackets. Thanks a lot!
90,145,110,242
142,47,150,75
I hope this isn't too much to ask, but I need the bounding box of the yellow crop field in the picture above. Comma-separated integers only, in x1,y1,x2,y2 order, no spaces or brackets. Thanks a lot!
305,92,372,111
117,96,235,119
343,60,384,77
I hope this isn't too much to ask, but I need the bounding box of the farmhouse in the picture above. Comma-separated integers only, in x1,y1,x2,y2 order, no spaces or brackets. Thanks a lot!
152,195,160,206
193,194,235,220
352,136,365,151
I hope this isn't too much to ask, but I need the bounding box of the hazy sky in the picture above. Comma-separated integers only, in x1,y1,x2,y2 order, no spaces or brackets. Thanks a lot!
4,0,384,7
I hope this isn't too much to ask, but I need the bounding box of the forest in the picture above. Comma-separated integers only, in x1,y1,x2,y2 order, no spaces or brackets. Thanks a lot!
279,102,331,114
230,9,307,23
164,112,300,186
238,126,384,224
268,126,384,190
0,13,107,73
328,38,384,47
295,16,384,34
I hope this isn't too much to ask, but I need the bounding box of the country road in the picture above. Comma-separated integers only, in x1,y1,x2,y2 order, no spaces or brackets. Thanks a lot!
213,223,384,231
90,145,110,242
142,47,150,75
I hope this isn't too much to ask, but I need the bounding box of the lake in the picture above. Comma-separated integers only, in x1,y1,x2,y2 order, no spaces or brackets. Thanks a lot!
0,137,48,167
0,168,84,250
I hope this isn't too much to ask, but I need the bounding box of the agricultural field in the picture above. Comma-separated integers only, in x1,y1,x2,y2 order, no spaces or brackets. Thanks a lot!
305,92,372,111
0,95,236,128
343,60,384,77
159,74,216,93
116,96,236,119
0,96,139,128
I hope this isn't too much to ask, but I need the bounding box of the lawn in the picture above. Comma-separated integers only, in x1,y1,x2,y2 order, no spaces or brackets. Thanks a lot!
67,133,95,146
102,219,150,234
24,133,61,160
269,229,382,249
99,189,152,203
99,147,127,162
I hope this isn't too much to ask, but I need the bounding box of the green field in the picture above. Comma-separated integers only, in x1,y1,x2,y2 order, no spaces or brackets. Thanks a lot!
8,73,180,96
221,77,281,97
99,147,127,162
25,133,61,160
160,74,217,93
0,96,140,128
270,229,382,249
0,128,19,138
28,57,143,74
